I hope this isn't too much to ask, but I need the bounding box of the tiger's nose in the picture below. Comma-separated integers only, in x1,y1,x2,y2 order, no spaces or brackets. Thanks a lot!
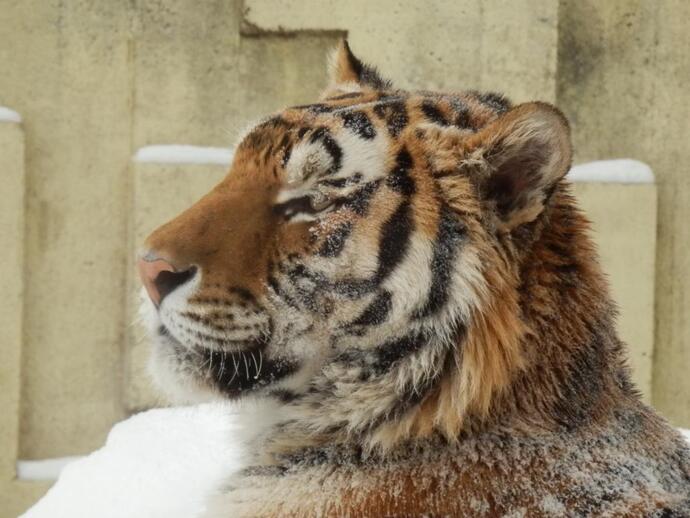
137,253,197,306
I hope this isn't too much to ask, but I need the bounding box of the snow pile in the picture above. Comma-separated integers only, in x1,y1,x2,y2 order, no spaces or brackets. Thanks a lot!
567,159,654,184
21,404,242,518
134,145,233,165
0,106,22,123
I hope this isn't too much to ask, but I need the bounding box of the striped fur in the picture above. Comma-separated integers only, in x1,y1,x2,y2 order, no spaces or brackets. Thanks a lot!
139,41,690,516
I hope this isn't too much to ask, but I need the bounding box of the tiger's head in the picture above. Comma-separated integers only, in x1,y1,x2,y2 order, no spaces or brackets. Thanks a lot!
140,41,577,448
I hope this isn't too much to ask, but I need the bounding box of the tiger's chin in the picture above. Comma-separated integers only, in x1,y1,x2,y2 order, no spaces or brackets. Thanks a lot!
140,296,300,404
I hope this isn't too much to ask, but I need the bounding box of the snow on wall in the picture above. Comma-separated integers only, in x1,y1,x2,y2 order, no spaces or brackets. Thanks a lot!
134,145,233,166
567,159,654,184
17,456,82,481
0,106,22,123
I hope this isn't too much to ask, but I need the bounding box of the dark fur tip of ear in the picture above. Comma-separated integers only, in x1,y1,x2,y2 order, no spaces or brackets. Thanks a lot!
333,39,392,91
340,40,364,78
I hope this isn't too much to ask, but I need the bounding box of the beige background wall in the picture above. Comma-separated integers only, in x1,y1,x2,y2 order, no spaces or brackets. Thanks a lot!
0,1,686,515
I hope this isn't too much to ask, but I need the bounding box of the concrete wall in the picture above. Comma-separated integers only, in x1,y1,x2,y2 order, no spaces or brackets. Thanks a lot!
0,1,686,514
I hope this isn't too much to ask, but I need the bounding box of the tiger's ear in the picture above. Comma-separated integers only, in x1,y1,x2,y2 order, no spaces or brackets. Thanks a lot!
464,102,572,229
323,40,391,97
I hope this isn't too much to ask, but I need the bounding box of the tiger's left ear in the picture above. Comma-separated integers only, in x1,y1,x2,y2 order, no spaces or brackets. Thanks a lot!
322,40,391,97
463,102,572,230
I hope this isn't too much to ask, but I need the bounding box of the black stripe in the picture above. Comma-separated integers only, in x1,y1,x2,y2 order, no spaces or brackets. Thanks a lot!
339,110,376,140
331,278,378,298
373,332,426,373
470,91,512,114
289,263,328,285
273,195,315,218
286,265,331,313
421,101,449,126
290,103,335,114
341,41,392,90
386,147,416,196
373,99,409,137
310,127,342,175
317,221,353,257
375,199,414,282
330,331,427,374
277,133,291,149
319,178,348,188
416,205,466,318
453,107,472,129
448,97,475,130
347,290,392,328
267,275,300,309
341,180,381,216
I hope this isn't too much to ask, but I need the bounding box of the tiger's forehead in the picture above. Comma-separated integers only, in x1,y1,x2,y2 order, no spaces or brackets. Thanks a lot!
232,89,511,185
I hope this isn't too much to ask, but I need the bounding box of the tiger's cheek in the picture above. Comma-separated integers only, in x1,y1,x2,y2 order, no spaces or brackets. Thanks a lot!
273,222,314,265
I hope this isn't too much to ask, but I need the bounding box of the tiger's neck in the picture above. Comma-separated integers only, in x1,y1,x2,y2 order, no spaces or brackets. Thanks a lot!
254,187,632,462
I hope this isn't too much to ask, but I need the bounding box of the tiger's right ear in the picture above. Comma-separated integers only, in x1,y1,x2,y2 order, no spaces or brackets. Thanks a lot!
464,102,573,230
429,102,572,231
322,40,392,97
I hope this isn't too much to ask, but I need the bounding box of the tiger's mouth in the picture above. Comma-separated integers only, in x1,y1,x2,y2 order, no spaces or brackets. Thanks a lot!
156,323,298,398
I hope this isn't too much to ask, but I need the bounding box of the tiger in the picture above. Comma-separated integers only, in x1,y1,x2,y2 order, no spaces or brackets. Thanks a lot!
137,41,690,517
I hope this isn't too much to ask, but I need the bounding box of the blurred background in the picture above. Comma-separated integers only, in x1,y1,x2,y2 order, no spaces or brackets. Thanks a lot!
1,0,688,514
